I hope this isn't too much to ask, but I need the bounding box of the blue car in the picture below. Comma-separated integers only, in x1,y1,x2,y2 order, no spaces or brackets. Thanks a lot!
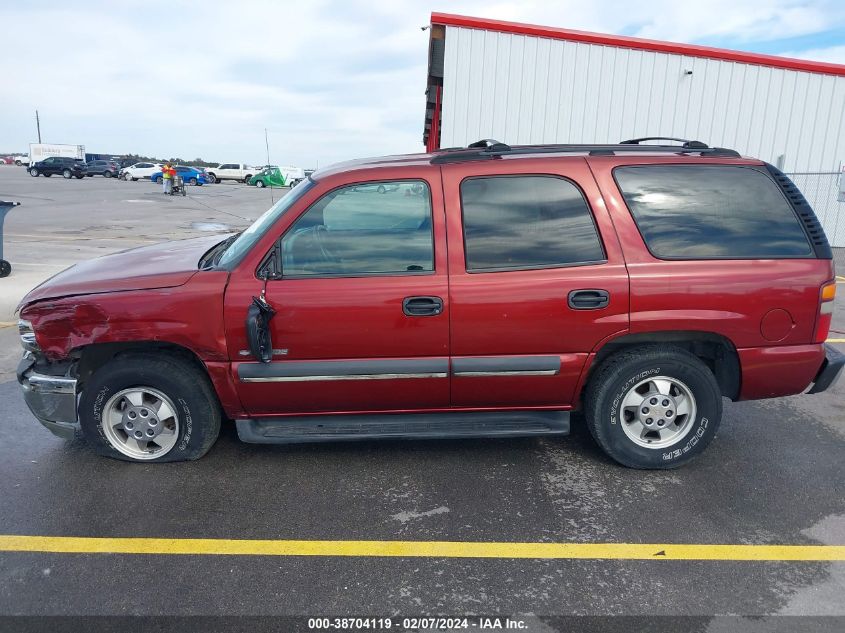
150,166,208,186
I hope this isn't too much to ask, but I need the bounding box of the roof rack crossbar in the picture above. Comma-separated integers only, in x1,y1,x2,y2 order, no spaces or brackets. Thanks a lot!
621,136,710,150
430,140,740,164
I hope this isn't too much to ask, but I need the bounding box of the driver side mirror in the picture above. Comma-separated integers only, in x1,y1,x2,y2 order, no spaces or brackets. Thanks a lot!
245,291,276,363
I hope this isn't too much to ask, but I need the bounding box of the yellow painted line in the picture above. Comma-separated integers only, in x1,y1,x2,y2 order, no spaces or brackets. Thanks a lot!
827,339,845,343
0,535,843,561
836,276,845,282
0,322,16,329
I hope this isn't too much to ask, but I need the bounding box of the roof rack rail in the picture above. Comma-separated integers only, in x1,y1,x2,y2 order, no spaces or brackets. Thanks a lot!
430,139,740,164
467,139,512,152
620,136,709,149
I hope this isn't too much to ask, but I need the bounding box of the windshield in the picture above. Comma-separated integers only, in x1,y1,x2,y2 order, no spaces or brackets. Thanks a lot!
215,178,316,269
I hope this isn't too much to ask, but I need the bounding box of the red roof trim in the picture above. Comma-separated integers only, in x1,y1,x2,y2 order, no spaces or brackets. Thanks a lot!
431,12,845,77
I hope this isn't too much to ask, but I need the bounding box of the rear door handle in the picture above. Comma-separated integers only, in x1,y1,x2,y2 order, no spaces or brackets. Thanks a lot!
403,296,443,316
568,289,610,310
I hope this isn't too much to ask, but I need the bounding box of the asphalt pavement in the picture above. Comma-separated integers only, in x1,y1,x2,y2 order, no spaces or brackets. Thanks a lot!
0,166,843,630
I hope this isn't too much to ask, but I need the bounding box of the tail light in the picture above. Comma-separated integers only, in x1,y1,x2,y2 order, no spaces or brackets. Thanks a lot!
814,281,837,344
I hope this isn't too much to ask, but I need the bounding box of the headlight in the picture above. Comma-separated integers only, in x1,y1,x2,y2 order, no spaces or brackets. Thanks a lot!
18,319,40,353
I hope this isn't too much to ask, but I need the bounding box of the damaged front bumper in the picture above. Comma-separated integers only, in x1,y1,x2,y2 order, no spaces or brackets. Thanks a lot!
17,354,79,439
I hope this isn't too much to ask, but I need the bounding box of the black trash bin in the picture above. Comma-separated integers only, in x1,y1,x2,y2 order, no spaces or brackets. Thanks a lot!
0,201,20,278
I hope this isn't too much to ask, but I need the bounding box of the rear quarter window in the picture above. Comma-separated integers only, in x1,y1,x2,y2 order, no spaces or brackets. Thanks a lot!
614,165,813,259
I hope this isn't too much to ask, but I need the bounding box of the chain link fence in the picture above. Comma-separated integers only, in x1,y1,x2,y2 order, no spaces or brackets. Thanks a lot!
785,172,845,248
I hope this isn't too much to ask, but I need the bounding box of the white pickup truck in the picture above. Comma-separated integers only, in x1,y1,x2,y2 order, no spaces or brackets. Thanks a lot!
205,163,255,184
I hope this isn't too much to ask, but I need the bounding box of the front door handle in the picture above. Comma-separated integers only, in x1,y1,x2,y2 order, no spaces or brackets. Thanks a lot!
403,296,443,317
568,289,610,310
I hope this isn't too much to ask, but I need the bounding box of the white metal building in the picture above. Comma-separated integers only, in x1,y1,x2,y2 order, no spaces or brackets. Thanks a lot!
423,13,845,246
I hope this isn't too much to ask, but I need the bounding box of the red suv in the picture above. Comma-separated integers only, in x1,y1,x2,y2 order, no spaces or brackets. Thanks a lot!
16,138,843,468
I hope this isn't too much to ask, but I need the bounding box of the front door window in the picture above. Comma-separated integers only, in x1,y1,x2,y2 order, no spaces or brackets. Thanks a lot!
281,180,433,277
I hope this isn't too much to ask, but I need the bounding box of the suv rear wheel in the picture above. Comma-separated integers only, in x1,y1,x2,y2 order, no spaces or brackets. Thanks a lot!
79,353,221,463
585,345,722,469
62,169,72,179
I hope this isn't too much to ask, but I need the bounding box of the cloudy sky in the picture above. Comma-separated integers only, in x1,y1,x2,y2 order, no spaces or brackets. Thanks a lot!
3,0,845,168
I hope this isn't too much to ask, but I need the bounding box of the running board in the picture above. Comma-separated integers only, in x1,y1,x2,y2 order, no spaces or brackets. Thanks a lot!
236,410,570,444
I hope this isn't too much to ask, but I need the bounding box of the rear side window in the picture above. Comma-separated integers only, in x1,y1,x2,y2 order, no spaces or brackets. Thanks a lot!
614,165,813,259
460,175,605,272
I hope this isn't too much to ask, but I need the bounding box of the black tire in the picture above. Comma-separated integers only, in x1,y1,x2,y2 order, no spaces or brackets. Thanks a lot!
104,170,113,178
0,259,10,278
243,175,252,183
255,180,265,188
79,353,221,463
189,177,198,186
29,168,39,177
207,174,216,184
584,345,722,469
63,169,72,179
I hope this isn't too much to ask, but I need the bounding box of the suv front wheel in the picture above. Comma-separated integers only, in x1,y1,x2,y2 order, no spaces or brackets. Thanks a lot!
585,346,722,469
79,353,221,463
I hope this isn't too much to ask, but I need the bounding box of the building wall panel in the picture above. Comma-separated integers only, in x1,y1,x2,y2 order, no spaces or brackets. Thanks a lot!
440,25,845,245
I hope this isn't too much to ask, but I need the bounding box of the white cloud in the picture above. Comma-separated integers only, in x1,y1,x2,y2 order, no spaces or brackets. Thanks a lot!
779,45,845,65
2,0,843,167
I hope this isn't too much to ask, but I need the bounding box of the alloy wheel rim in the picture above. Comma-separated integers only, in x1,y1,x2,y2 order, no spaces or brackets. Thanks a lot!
101,387,180,460
619,376,697,449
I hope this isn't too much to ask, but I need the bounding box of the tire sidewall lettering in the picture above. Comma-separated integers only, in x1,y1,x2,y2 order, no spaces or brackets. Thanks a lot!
92,386,112,442
177,398,193,451
662,417,709,461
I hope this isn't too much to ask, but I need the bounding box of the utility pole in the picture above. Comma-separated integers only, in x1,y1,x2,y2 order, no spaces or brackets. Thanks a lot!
35,110,42,143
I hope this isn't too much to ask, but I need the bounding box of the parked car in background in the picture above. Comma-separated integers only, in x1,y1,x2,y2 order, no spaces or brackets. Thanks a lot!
15,155,30,166
16,138,842,466
150,165,208,185
248,166,304,188
206,163,255,184
189,166,213,182
1,157,14,165
120,162,162,181
85,160,120,178
351,182,400,194
28,157,87,179
248,167,283,188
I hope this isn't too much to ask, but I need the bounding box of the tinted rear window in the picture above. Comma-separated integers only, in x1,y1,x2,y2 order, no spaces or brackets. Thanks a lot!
460,175,605,271
614,165,813,259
